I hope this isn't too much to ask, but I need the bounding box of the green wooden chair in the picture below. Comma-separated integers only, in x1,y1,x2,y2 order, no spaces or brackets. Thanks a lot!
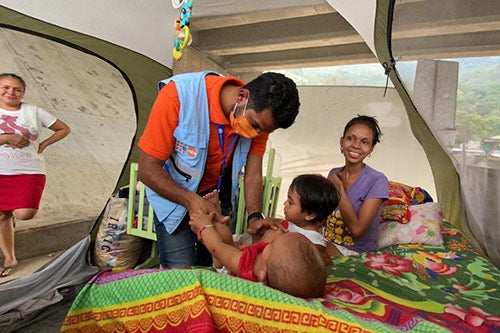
126,148,282,267
126,162,159,269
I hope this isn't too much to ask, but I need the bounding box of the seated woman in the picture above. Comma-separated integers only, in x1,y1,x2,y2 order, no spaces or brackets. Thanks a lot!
324,115,388,256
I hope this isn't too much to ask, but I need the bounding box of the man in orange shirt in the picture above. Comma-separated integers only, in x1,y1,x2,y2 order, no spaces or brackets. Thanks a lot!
138,71,300,268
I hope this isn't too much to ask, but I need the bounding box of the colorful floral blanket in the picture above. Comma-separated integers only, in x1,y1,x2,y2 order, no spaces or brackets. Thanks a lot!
62,223,500,332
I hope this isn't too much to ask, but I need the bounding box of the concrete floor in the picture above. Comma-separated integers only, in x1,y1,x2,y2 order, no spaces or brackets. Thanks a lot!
0,251,63,284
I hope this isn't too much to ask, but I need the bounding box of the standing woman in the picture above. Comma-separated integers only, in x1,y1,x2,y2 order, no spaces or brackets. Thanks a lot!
324,115,388,256
0,73,70,277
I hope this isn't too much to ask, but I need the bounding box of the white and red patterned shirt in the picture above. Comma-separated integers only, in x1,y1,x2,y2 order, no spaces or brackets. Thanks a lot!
0,103,56,175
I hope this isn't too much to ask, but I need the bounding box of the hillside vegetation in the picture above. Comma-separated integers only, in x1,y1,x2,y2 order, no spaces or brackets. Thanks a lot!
279,57,500,143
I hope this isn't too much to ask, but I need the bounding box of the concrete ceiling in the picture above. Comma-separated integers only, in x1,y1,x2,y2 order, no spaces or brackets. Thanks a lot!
188,0,500,76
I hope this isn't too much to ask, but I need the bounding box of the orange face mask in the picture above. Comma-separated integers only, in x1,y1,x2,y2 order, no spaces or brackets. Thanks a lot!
230,99,259,139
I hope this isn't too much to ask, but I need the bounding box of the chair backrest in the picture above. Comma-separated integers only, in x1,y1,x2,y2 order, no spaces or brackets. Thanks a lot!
262,148,282,219
126,162,157,241
235,148,282,235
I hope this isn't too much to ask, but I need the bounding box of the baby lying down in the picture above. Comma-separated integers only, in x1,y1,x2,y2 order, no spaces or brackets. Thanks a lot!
189,174,339,298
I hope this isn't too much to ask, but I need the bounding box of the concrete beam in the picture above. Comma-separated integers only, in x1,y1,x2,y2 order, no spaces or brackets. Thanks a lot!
187,0,500,74
192,5,335,30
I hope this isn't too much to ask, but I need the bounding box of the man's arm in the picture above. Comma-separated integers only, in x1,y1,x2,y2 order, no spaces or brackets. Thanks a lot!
138,151,229,222
244,153,263,216
138,152,200,209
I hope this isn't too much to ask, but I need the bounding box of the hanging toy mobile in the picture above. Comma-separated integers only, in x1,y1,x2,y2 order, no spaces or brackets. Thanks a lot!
172,0,194,61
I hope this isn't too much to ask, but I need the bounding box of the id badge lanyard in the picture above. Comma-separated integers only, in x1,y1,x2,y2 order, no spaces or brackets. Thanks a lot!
217,124,239,190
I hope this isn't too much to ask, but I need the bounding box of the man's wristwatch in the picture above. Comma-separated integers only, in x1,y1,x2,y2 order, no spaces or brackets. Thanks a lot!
247,212,265,224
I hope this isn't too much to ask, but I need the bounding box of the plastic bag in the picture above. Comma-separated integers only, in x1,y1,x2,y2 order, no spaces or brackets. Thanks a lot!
93,197,143,269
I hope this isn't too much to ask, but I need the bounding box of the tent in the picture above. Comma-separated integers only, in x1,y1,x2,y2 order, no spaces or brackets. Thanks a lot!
0,0,498,330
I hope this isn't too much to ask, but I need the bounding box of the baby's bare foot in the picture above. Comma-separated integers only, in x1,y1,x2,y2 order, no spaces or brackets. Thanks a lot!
203,190,221,213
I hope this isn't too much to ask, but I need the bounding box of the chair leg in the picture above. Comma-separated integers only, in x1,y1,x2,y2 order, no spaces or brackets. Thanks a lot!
135,241,160,269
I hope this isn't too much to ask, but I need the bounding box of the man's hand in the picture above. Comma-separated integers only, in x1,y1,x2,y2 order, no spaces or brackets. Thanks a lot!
246,217,286,237
187,194,230,224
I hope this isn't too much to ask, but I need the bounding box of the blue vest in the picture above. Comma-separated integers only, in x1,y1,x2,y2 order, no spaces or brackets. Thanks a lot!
146,71,251,233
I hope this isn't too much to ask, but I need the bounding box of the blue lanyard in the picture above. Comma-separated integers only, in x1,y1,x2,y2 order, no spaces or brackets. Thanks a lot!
217,124,239,190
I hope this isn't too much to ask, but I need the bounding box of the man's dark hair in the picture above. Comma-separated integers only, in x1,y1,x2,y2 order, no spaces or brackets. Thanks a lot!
290,174,339,223
243,72,300,129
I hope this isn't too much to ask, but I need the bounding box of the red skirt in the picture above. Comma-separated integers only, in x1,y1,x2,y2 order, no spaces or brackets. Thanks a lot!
0,174,46,211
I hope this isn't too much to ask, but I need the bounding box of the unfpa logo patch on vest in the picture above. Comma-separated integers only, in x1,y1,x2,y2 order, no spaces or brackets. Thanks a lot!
175,141,197,157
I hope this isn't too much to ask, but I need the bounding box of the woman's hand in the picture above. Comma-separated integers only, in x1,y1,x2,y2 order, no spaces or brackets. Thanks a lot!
1,133,29,148
38,141,48,153
328,172,344,191
38,119,71,154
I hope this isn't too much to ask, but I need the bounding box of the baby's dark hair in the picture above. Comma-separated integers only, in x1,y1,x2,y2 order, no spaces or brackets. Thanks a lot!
343,115,383,147
0,73,26,91
289,174,339,224
243,72,300,129
267,233,326,298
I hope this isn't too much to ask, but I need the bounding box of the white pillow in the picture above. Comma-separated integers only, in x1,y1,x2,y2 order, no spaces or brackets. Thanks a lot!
378,202,444,249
